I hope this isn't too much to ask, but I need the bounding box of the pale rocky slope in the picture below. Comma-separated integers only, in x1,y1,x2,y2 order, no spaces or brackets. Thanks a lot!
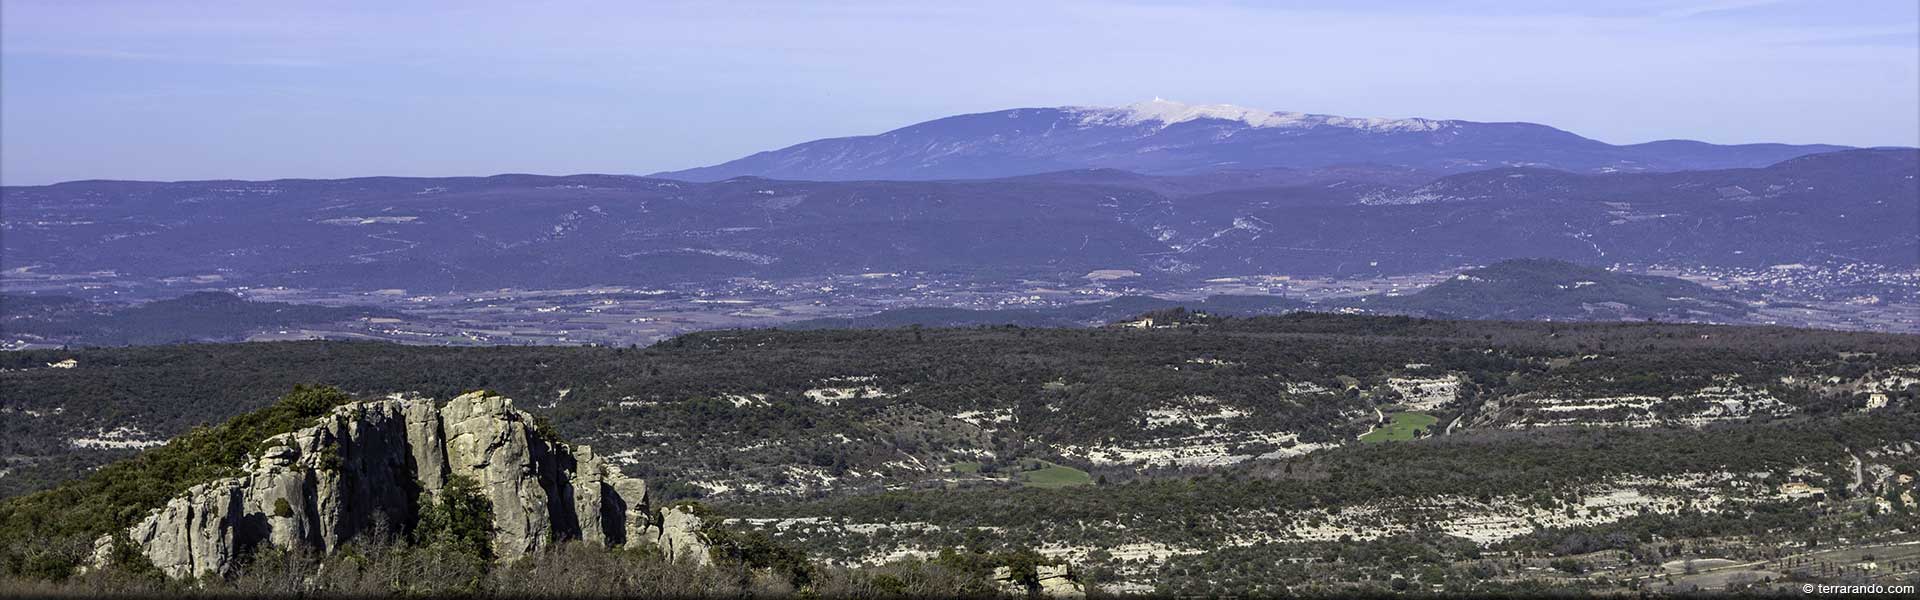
95,392,709,578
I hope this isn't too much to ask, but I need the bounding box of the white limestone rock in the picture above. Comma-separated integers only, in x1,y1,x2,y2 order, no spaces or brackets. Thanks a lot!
100,392,686,578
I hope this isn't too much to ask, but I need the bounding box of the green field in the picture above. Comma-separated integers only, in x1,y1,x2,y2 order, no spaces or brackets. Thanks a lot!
948,462,983,474
1016,460,1092,488
1360,412,1440,443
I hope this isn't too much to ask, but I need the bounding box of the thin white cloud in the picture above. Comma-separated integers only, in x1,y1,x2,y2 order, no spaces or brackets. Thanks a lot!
1659,0,1788,19
4,46,334,68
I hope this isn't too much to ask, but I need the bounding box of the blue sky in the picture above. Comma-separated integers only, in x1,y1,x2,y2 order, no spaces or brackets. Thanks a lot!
3,0,1915,184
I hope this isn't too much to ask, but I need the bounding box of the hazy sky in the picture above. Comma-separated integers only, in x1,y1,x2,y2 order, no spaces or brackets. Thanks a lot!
3,0,1916,184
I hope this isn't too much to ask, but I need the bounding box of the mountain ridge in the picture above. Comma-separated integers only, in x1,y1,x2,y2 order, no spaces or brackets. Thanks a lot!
656,99,1858,181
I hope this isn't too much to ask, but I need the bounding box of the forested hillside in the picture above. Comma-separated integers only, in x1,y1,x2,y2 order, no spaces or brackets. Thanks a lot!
0,388,1057,597
2,314,1916,593
5,314,1914,499
1358,258,1750,321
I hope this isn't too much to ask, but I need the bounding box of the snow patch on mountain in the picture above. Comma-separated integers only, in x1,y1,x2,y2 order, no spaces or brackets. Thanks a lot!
1071,98,1449,133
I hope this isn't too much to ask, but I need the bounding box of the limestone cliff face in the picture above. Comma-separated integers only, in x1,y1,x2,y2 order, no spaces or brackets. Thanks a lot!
107,392,710,578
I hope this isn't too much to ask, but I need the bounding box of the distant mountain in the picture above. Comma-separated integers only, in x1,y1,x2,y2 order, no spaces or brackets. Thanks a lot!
1356,259,1750,322
4,149,1912,290
1,291,400,346
657,99,1853,181
784,294,1304,329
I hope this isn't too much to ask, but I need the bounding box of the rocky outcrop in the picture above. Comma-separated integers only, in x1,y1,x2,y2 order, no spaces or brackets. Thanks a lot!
994,564,1084,598
654,505,709,566
105,392,709,578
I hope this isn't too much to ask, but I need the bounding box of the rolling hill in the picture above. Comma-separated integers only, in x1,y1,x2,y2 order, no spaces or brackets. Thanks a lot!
1356,259,1751,322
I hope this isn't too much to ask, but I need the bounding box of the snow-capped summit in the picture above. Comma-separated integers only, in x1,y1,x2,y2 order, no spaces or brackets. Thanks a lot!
655,102,1850,182
1070,98,1449,133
